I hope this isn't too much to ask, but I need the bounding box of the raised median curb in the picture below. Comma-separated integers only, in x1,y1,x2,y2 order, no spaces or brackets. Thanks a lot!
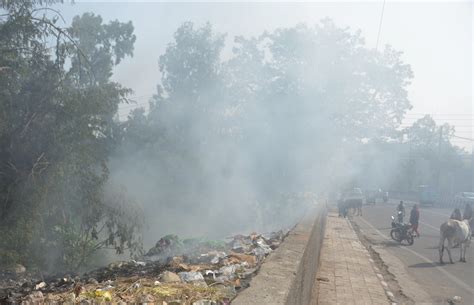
314,212,390,305
232,204,327,305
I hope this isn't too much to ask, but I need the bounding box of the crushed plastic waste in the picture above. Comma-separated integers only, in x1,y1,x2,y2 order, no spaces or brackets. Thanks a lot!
178,272,205,282
34,281,46,290
447,295,462,304
0,230,287,304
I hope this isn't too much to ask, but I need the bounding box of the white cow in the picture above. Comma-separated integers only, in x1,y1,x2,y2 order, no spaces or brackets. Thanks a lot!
439,219,471,264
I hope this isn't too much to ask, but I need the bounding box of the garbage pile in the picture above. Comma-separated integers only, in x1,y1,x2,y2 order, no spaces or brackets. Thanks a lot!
0,230,287,304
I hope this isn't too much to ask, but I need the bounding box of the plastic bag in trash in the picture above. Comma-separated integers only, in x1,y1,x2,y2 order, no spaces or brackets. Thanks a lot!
219,265,237,276
178,271,204,282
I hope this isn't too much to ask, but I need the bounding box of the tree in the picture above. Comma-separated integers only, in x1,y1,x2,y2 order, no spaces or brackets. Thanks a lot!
151,21,226,146
113,20,415,237
261,20,413,141
350,115,473,198
0,1,142,271
222,20,414,193
68,12,136,86
396,115,465,195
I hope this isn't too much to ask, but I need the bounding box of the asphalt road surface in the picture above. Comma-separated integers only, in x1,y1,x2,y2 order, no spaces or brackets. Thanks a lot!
353,201,473,304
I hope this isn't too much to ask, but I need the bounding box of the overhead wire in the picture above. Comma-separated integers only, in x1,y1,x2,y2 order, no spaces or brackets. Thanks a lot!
375,0,386,52
405,112,473,115
403,118,473,121
451,135,474,142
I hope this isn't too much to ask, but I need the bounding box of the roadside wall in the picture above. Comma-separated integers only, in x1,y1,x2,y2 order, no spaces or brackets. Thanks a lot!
232,204,327,305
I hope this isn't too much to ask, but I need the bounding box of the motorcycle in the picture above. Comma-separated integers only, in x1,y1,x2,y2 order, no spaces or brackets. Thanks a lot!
396,210,404,223
390,215,415,245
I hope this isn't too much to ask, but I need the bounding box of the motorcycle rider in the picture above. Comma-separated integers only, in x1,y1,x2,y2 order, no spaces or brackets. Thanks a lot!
397,201,405,223
409,204,420,237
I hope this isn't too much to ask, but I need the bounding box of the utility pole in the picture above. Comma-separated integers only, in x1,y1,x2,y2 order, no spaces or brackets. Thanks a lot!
436,126,443,204
408,129,412,160
471,150,474,191
407,129,413,191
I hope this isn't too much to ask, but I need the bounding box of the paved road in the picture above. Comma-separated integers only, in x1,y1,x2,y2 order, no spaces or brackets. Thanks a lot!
353,201,473,304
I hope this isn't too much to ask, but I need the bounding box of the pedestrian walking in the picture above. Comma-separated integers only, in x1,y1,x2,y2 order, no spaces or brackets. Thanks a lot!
409,204,420,237
338,199,347,218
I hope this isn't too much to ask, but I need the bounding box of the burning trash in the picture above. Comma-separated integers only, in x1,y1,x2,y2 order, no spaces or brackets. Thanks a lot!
0,230,287,304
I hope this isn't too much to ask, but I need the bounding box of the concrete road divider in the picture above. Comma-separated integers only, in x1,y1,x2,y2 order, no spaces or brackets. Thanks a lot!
232,205,327,305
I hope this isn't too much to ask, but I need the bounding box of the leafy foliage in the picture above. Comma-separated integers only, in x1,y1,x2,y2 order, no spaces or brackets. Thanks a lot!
0,1,142,271
1,3,470,273
119,20,414,199
395,116,469,194
109,21,417,238
116,21,471,237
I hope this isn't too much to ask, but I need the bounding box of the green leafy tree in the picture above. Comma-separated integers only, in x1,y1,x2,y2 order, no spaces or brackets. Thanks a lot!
395,115,466,195
352,115,472,199
0,1,142,271
68,12,136,86
220,20,414,193
114,20,415,235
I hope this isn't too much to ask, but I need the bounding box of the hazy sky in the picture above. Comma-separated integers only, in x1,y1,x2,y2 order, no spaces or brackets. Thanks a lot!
57,1,473,149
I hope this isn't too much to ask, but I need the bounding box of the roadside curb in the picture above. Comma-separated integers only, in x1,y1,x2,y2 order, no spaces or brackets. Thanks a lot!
315,212,392,305
232,205,326,305
347,219,398,305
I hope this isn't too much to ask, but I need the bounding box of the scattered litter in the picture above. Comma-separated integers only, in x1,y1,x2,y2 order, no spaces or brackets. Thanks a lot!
316,277,330,282
24,291,44,303
133,260,147,267
0,230,287,304
219,265,237,276
34,281,46,290
205,270,216,280
447,296,462,304
178,271,205,282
